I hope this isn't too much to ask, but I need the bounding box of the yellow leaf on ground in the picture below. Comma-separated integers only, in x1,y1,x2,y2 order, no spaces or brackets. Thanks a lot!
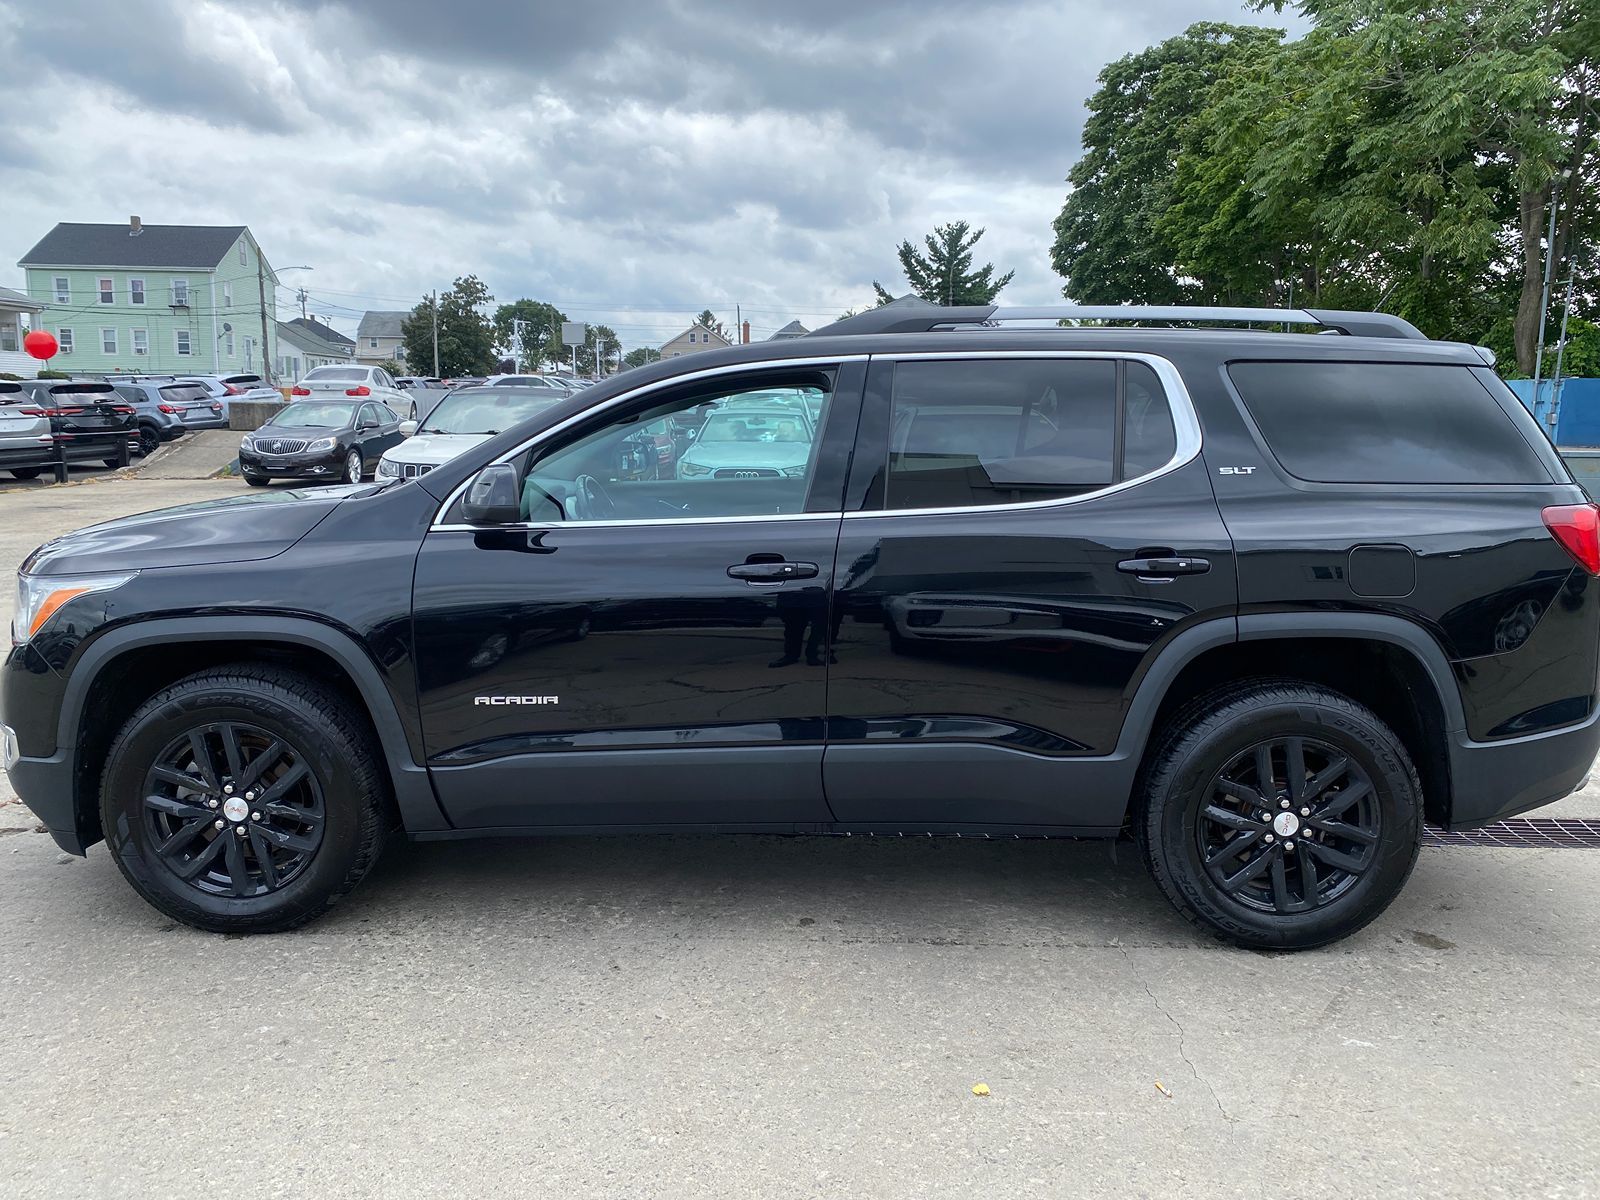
971,1083,991,1097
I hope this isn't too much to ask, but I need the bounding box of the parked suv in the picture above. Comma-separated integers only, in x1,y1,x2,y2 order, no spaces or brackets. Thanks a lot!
10,380,136,477
5,300,1596,948
111,381,226,455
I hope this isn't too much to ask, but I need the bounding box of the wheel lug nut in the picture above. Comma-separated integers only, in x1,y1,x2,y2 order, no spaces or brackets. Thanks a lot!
1280,799,1291,809
1284,841,1296,851
1260,812,1273,823
214,819,225,830
1300,807,1311,817
235,825,247,835
251,812,261,821
245,791,256,801
223,784,234,795
208,798,219,809
1264,833,1275,843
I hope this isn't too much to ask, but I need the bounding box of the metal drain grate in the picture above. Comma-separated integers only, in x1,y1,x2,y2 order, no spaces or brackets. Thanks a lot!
1424,818,1600,848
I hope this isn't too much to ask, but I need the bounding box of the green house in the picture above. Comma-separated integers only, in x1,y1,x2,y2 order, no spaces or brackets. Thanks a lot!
17,220,281,380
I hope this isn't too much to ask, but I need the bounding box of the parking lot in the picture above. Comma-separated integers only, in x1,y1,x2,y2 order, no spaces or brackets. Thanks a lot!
2,474,1598,1199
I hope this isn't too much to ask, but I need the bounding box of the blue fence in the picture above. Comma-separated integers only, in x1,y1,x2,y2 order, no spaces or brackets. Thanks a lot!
1506,378,1600,446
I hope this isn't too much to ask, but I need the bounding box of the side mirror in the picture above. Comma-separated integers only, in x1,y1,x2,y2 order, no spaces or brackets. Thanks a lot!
461,463,521,525
400,420,418,436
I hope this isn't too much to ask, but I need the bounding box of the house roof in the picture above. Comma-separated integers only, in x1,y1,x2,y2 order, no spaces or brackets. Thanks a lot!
663,323,732,347
357,311,408,339
277,319,355,355
0,285,42,313
767,320,810,340
18,223,249,270
283,315,354,349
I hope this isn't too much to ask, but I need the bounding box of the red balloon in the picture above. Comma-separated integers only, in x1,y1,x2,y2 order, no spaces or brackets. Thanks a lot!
23,330,58,361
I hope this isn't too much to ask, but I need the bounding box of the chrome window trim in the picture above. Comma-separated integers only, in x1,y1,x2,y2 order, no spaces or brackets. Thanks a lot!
428,350,1198,532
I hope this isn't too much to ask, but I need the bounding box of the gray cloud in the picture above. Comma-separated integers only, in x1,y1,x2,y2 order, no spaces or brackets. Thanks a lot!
0,0,1300,345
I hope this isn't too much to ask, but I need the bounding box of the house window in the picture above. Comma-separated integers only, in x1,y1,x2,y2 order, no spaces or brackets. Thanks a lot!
98,278,114,304
59,328,75,354
0,324,17,353
239,242,247,265
688,331,696,344
132,329,148,356
130,278,145,305
225,331,234,356
223,283,232,307
171,279,189,306
52,277,70,304
101,328,118,354
175,330,191,356
369,337,378,348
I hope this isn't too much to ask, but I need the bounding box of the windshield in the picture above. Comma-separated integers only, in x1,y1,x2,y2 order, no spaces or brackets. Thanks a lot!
268,402,355,428
698,411,810,443
420,389,562,435
304,367,368,382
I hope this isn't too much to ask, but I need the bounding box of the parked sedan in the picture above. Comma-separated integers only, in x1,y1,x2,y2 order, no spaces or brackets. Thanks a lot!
674,405,814,480
292,365,413,422
376,387,567,480
238,399,404,486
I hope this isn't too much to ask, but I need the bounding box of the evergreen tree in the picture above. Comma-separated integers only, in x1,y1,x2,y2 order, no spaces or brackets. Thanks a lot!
872,221,1015,306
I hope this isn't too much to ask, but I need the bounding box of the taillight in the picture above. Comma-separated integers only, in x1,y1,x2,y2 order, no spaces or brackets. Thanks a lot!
18,407,52,417
1542,504,1600,574
157,403,179,414
111,405,136,415
224,383,244,395
291,386,311,396
346,385,372,396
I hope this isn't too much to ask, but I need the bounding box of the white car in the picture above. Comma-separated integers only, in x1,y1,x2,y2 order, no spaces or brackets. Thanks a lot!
176,372,281,419
376,386,569,480
484,374,573,392
291,365,412,417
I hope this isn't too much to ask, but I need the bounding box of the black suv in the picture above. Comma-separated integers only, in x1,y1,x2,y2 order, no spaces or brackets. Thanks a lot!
5,300,1596,949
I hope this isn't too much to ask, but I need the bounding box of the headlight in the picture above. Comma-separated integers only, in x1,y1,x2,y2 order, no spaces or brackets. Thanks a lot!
305,436,338,453
376,458,400,478
239,436,256,450
12,571,136,645
679,461,711,478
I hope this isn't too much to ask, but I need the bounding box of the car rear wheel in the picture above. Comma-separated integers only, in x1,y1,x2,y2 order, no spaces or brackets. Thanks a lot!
343,449,362,484
1138,679,1421,950
136,425,161,456
9,467,41,480
100,665,390,933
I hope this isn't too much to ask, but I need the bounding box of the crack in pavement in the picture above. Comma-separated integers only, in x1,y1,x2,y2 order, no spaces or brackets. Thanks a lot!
1119,945,1236,1130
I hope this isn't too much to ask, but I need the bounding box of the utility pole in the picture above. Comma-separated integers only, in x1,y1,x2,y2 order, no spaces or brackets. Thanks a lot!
256,254,274,386
296,287,309,319
431,290,440,377
1549,275,1577,434
1533,172,1567,416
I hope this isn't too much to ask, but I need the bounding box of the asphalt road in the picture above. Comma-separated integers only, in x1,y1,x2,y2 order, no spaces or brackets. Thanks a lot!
1,476,1597,1198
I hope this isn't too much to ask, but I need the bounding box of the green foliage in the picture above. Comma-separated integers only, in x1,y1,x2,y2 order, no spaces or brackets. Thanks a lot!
493,299,567,370
576,325,622,376
622,347,661,370
1055,2,1598,370
35,369,70,379
695,309,727,338
0,372,21,381
401,276,497,377
375,359,403,376
873,221,1015,306
1051,23,1284,304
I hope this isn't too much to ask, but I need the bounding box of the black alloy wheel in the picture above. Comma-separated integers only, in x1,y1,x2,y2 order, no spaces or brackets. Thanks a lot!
137,425,161,456
1197,736,1380,915
141,721,325,898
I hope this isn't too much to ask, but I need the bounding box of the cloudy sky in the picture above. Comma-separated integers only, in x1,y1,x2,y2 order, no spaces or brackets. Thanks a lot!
0,0,1297,348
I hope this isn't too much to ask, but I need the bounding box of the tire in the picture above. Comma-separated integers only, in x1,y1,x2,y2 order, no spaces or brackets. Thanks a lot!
343,449,362,484
103,458,122,469
1137,679,1422,951
136,425,161,457
99,665,390,933
243,475,268,487
9,467,41,480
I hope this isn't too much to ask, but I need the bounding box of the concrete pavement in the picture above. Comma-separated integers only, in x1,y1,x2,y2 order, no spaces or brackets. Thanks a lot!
0,474,1596,1198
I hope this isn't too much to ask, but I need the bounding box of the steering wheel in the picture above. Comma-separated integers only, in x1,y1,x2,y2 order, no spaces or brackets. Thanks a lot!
573,474,618,521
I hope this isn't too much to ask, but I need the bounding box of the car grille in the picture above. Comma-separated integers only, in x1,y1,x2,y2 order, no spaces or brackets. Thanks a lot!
256,438,310,454
400,462,434,478
714,467,779,479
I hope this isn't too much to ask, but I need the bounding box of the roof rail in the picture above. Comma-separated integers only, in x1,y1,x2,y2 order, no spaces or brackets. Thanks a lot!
810,297,1428,341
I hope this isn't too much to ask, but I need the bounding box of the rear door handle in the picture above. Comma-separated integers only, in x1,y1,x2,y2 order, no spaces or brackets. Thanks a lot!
728,561,819,582
1117,556,1211,578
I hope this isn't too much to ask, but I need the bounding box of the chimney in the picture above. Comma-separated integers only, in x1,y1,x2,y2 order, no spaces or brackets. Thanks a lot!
129,215,143,236
742,320,751,345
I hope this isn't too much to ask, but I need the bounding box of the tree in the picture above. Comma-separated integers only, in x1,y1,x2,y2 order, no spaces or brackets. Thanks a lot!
1051,23,1284,304
375,359,403,376
1248,0,1598,371
694,309,727,338
573,324,621,376
400,276,497,377
872,221,1015,306
623,347,662,370
493,299,567,370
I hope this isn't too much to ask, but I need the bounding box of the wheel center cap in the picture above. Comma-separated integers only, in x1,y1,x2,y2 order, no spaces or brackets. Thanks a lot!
1272,812,1300,837
222,796,250,823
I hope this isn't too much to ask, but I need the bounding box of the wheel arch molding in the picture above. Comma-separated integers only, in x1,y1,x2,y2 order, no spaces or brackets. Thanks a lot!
62,616,449,840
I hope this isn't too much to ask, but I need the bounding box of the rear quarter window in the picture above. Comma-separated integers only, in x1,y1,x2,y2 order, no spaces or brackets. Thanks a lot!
1228,361,1554,484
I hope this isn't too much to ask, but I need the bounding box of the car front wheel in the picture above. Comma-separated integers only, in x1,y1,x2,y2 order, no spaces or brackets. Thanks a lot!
1138,680,1421,950
99,665,390,933
343,449,363,483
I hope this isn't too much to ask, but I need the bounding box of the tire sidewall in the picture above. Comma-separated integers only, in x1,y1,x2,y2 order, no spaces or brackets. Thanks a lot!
344,450,362,483
102,680,367,927
1151,695,1420,948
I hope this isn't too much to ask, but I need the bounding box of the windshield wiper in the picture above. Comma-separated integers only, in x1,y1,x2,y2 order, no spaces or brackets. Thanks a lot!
419,426,448,435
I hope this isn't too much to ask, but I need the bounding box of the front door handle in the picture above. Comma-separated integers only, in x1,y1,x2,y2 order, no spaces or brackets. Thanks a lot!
1117,556,1211,577
727,561,819,582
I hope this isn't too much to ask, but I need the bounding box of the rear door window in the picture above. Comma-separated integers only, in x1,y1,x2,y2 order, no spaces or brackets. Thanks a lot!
1228,361,1554,484
881,358,1182,510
